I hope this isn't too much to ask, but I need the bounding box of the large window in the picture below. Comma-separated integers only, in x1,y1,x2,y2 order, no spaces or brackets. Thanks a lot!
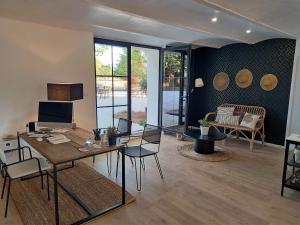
95,43,129,128
94,40,160,132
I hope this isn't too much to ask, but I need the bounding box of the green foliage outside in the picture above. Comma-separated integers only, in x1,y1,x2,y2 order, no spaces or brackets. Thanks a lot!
95,45,183,86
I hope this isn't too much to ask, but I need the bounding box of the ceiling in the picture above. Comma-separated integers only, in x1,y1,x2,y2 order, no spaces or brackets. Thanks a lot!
0,0,297,48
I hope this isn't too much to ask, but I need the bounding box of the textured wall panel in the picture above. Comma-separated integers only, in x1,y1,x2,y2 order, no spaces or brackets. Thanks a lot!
189,38,296,145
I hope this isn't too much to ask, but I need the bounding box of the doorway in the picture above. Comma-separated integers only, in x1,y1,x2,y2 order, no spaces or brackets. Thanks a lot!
161,46,191,132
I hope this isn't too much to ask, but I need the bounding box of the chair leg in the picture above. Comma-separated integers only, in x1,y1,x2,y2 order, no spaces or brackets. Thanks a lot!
1,174,7,199
4,177,11,218
129,157,134,165
47,172,50,201
93,156,96,164
250,132,255,152
141,157,145,170
40,172,44,190
134,158,141,191
106,152,112,175
116,152,120,178
154,154,163,179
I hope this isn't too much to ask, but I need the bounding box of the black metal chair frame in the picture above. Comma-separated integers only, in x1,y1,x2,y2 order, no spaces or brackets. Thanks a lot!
1,157,46,218
93,118,133,175
0,146,33,177
116,124,163,191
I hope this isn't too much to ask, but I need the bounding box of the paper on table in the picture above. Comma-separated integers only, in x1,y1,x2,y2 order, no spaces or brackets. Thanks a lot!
287,133,300,142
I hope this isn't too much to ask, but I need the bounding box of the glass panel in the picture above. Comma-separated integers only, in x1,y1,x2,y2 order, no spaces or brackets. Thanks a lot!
162,51,181,128
113,46,127,76
97,107,113,128
95,44,112,76
113,106,128,128
96,76,112,107
113,77,127,106
131,47,159,132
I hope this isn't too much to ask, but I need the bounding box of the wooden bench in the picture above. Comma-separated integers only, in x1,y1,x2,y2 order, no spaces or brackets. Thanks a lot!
205,104,266,151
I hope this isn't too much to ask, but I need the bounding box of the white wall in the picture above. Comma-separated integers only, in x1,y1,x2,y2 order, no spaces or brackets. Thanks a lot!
145,48,160,126
287,39,300,136
0,17,96,138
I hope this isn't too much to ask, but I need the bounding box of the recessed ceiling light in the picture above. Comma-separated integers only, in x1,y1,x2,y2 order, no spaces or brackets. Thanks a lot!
246,29,252,34
211,17,218,23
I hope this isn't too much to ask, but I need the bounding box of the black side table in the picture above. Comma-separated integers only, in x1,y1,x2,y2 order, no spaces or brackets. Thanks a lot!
184,127,226,154
281,135,300,196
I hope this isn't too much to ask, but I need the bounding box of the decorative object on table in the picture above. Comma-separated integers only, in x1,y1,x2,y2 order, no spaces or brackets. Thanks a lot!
260,74,278,91
213,72,229,91
101,130,109,147
47,83,83,101
177,144,232,162
235,68,253,88
294,147,300,163
106,126,118,146
215,106,235,122
93,128,101,141
198,118,211,136
240,112,260,129
204,103,266,151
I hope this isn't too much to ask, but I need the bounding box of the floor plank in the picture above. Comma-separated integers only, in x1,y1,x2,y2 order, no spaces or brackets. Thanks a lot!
1,134,300,225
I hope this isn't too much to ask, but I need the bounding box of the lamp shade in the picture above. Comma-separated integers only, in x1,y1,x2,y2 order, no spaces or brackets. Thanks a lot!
47,83,83,101
195,78,204,88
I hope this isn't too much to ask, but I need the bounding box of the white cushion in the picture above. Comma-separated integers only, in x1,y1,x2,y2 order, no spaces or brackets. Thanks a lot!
219,115,240,126
240,113,260,129
215,107,235,122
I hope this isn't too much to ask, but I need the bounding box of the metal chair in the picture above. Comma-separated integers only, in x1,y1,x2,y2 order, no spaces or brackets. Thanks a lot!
0,149,51,218
0,146,32,177
116,124,163,191
93,118,132,175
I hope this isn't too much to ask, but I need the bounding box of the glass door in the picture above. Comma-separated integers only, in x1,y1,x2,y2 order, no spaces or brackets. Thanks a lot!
162,47,190,132
95,43,129,128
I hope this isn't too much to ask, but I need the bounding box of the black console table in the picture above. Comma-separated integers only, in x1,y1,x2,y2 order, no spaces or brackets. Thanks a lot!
281,134,300,196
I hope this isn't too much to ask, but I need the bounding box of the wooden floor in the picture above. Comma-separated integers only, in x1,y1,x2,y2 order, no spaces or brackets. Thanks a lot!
1,134,300,225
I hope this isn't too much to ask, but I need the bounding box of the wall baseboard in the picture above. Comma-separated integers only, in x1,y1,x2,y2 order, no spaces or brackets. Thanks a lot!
227,134,284,149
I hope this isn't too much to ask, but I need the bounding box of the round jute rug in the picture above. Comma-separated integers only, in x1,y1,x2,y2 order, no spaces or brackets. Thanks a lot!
177,144,232,162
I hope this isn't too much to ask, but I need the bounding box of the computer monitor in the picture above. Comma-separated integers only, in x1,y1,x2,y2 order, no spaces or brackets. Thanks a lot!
37,101,73,128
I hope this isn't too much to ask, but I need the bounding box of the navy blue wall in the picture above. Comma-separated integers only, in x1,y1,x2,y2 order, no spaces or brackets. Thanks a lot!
188,38,296,145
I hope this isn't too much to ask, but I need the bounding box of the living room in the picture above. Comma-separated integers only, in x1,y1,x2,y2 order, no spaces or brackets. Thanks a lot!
1,1,300,225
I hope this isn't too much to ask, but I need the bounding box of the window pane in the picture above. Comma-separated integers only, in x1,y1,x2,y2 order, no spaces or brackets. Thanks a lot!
97,107,113,128
95,44,112,76
113,46,127,76
114,106,128,127
113,77,127,105
96,77,112,107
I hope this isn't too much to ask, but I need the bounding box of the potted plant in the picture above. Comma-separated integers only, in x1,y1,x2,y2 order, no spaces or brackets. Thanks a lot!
198,118,211,136
106,126,118,146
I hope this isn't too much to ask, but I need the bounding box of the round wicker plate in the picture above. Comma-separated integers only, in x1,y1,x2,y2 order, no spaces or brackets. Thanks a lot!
235,69,253,88
213,72,230,91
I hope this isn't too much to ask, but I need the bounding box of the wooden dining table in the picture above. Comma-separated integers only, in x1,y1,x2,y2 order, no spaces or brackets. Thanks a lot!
17,128,126,225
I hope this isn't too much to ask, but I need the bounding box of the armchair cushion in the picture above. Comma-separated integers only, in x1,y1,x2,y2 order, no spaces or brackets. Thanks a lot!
215,107,235,122
240,113,260,129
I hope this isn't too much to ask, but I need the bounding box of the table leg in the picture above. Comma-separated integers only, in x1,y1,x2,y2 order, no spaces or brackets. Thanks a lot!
194,140,215,154
122,148,125,205
281,141,289,196
53,165,60,225
17,134,21,162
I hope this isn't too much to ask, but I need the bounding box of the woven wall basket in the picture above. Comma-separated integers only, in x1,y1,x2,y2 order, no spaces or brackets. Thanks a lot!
260,74,278,91
213,72,230,91
235,69,253,88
